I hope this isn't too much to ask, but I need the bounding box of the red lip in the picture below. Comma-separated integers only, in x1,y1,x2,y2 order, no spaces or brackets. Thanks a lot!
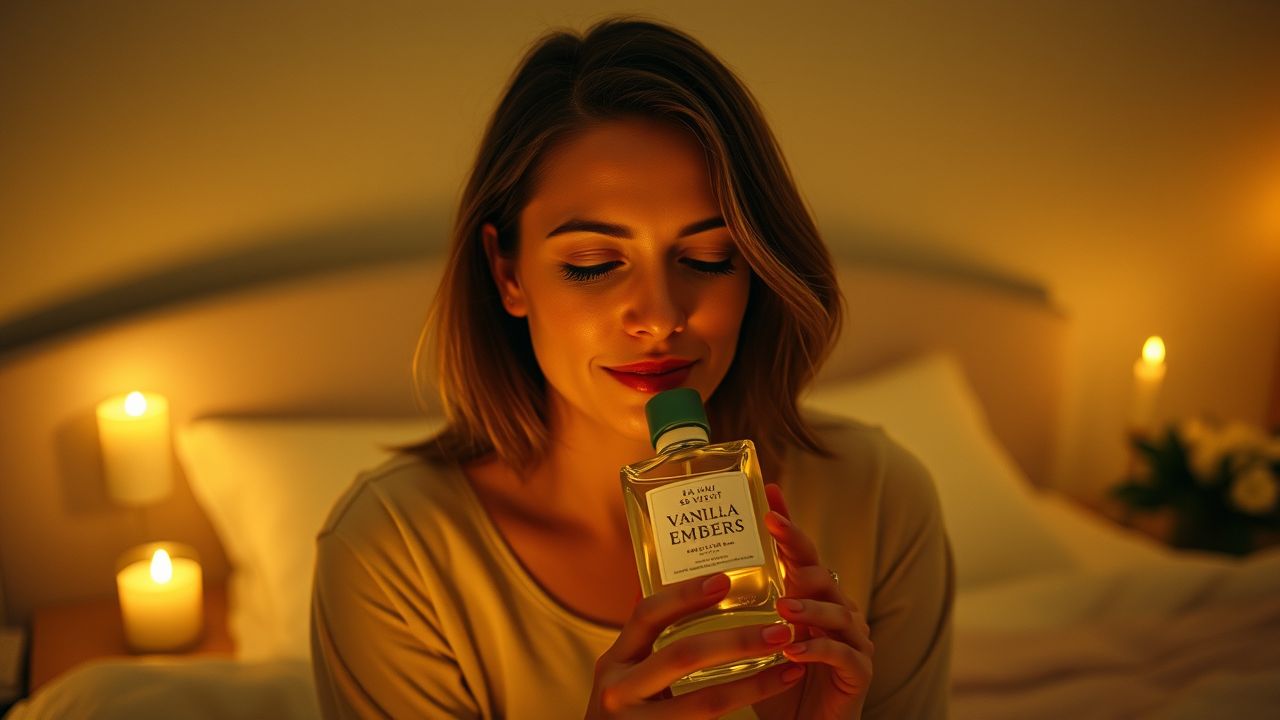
604,360,696,393
607,357,696,374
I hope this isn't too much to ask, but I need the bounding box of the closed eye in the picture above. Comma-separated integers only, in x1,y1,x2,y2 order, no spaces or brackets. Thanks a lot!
558,261,623,282
558,258,735,283
683,258,735,276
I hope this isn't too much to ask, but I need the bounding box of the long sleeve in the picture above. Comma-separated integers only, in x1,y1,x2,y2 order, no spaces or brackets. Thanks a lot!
862,433,955,718
310,528,482,719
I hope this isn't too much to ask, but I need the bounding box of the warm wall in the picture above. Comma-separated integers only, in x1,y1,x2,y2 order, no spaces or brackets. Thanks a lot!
2,2,1278,617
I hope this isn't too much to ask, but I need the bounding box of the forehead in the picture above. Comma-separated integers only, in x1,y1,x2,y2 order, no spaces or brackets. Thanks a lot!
523,118,719,225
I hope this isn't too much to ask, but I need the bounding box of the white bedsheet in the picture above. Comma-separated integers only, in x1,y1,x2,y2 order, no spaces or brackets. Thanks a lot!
3,657,316,720
951,555,1280,719
948,492,1280,719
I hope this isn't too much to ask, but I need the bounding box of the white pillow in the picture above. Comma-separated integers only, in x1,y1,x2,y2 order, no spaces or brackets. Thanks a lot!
1028,489,1173,571
801,352,1076,591
175,417,444,662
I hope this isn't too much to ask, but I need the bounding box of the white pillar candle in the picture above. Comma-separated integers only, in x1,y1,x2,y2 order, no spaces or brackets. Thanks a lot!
96,391,173,505
1129,336,1167,434
116,542,204,652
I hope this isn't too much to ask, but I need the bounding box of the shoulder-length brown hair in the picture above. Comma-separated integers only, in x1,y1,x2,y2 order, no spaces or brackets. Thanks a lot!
398,15,843,479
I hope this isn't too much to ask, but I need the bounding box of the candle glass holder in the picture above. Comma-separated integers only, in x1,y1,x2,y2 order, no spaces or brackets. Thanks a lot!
115,541,204,653
96,391,174,506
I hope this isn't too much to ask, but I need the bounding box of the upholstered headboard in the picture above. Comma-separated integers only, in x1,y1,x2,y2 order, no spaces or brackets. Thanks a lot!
0,251,1067,625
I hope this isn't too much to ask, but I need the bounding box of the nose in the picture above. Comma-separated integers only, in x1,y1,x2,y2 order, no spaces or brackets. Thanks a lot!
622,267,687,340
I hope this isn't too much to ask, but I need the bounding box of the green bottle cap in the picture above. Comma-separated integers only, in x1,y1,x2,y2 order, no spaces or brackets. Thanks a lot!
644,388,711,449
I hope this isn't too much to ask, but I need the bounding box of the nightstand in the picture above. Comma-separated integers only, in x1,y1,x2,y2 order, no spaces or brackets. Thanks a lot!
28,580,233,696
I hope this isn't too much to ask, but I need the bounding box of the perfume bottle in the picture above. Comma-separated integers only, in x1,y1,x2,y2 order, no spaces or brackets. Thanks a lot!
620,388,789,693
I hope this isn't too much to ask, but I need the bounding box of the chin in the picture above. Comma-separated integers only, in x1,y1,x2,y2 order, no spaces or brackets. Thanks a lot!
614,414,653,448
625,420,652,447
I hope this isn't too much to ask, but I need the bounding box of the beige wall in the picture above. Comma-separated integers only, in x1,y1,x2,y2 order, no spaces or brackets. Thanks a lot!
2,1,1278,611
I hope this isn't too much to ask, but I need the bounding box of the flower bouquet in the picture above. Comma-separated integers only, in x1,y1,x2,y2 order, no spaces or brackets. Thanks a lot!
1110,417,1280,555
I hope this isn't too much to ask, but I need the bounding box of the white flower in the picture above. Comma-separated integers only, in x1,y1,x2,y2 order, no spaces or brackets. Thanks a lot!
1179,416,1211,448
1190,439,1223,483
1220,421,1268,452
1229,464,1279,516
1190,420,1268,484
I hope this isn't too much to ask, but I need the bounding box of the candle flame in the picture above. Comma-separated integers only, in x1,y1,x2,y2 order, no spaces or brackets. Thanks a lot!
150,548,173,584
124,392,148,417
1141,336,1165,365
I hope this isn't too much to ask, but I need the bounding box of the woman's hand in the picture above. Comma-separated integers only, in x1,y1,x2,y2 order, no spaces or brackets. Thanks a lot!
752,483,874,720
585,571,807,718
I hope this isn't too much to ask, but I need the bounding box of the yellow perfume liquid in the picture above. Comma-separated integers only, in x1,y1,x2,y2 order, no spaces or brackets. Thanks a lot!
621,389,789,693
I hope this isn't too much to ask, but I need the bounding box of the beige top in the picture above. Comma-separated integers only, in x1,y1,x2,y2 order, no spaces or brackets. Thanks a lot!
310,411,954,719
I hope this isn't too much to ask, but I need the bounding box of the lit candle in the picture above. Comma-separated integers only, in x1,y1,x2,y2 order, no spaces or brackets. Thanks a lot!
1129,336,1167,434
96,391,173,505
116,542,204,652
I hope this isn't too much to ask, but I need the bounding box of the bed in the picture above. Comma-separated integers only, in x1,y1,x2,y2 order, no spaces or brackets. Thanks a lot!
4,251,1278,719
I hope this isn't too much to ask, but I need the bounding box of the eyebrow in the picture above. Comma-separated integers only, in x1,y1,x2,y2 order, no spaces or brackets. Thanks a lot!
545,215,726,239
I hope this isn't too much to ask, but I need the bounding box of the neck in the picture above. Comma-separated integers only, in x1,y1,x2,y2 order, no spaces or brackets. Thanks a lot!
521,395,656,545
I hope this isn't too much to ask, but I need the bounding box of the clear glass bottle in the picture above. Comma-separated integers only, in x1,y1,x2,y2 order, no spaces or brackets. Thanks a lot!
620,388,789,693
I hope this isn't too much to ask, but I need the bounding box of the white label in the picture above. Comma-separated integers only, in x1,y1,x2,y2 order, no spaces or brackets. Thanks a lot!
646,470,765,586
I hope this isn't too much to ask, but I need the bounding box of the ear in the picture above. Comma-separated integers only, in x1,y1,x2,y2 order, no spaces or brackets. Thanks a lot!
481,222,528,318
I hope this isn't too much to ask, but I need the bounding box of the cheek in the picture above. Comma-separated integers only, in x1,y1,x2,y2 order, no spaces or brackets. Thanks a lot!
694,279,750,344
524,284,611,368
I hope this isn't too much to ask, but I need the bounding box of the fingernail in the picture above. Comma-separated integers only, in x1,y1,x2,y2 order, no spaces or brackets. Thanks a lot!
780,598,804,613
783,642,808,655
762,624,792,644
702,574,730,596
781,665,805,683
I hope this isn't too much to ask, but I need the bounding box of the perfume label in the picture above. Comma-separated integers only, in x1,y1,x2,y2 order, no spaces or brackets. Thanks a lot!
645,470,765,585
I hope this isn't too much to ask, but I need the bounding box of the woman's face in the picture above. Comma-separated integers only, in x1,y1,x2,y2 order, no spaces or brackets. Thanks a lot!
483,116,751,445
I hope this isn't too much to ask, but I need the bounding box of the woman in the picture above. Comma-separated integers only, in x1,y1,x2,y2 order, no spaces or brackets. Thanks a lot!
310,15,953,720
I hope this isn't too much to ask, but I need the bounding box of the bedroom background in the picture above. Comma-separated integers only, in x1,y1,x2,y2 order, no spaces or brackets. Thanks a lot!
0,0,1277,672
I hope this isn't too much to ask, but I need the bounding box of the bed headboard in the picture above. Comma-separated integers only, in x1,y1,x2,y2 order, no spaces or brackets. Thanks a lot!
0,251,1067,626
